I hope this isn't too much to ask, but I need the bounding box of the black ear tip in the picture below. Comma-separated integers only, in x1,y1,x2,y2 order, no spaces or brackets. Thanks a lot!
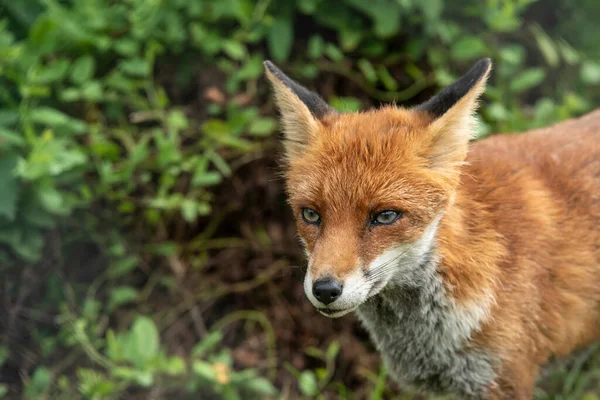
475,58,492,72
414,58,492,117
264,60,279,75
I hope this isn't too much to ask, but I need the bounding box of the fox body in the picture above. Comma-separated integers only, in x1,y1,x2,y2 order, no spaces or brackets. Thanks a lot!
264,58,600,399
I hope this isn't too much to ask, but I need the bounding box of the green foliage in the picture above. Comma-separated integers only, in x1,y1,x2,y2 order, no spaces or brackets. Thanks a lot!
20,304,277,399
1,0,599,399
0,0,277,263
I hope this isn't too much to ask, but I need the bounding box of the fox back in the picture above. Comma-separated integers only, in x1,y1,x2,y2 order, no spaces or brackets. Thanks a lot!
264,59,600,399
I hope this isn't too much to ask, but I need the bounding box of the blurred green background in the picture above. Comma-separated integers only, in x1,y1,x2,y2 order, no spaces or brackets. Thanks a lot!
1,0,600,399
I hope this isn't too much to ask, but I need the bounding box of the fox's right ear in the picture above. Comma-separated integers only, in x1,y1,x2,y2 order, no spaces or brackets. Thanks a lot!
264,61,336,160
414,58,492,172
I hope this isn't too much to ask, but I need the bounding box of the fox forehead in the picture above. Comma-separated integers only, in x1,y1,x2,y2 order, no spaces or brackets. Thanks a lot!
285,107,449,217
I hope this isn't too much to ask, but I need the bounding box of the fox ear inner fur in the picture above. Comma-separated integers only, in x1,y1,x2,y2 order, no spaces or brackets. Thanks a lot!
415,58,492,118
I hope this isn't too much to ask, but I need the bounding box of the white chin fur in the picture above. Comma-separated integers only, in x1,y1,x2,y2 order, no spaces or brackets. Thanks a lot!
318,306,357,318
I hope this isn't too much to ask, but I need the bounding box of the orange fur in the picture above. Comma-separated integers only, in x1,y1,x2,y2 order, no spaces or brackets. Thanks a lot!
265,59,600,398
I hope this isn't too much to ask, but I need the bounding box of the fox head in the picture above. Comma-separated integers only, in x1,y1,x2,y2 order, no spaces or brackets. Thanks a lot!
264,59,491,317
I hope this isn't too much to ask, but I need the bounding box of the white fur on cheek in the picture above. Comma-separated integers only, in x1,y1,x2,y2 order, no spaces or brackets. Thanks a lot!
365,216,442,296
365,244,412,296
303,266,320,307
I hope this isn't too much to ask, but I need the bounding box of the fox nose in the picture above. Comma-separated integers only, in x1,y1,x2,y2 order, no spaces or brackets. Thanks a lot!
312,277,343,305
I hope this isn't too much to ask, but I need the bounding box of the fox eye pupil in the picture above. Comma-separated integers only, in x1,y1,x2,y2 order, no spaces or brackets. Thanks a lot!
372,210,401,225
302,208,321,224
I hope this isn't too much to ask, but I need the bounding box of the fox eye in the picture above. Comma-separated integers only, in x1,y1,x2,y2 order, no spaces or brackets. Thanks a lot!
371,210,402,226
302,207,321,225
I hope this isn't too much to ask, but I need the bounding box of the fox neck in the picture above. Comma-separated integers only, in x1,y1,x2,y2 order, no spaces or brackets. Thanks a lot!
355,186,503,396
355,250,498,396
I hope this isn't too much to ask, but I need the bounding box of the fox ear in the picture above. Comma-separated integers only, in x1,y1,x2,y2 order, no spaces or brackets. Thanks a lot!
264,61,336,160
415,58,492,171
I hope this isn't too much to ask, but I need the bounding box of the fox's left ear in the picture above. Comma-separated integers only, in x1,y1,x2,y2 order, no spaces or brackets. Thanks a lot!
415,58,492,171
264,61,337,160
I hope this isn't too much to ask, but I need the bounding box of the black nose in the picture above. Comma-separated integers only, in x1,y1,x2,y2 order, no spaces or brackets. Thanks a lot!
312,277,343,305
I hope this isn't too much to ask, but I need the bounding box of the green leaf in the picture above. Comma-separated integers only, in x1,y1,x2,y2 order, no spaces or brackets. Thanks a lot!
244,377,278,395
36,184,70,215
0,153,19,220
71,55,96,84
192,331,223,357
499,45,525,66
510,68,546,93
486,103,510,121
36,59,70,84
236,54,264,80
181,198,198,222
324,43,343,62
339,29,362,51
268,18,293,61
18,134,87,180
108,255,139,279
377,65,398,91
80,81,103,102
222,40,246,60
29,108,86,134
25,366,52,398
106,330,125,361
163,357,186,375
82,299,101,320
0,224,43,262
326,341,340,361
0,111,19,127
120,58,151,77
59,88,81,102
202,119,230,136
307,35,324,59
345,0,401,37
357,59,377,83
372,7,401,38
0,128,26,149
111,366,138,380
109,286,138,310
166,110,189,133
558,40,580,65
206,150,232,177
581,62,600,84
192,171,221,187
192,360,217,381
134,371,153,387
222,385,242,400
130,316,159,365
114,38,139,56
0,383,7,398
329,97,361,112
531,25,559,67
450,37,487,61
147,242,179,256
298,371,318,396
581,394,599,400
298,0,319,14
248,117,276,136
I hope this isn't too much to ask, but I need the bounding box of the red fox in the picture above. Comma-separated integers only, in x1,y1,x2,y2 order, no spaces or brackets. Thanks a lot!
264,58,600,399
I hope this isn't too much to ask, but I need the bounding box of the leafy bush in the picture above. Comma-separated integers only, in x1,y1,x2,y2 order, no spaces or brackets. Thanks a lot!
1,0,599,398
